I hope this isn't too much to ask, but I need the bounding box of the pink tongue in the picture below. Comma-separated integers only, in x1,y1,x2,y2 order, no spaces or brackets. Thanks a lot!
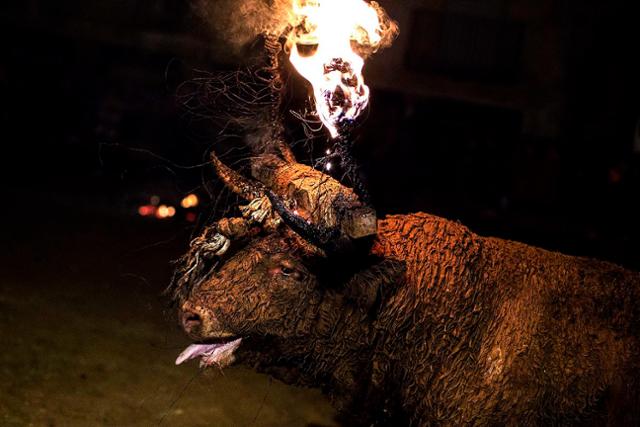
175,338,243,367
175,343,223,365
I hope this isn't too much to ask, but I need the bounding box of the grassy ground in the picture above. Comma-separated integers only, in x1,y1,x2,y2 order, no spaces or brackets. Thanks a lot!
0,215,338,427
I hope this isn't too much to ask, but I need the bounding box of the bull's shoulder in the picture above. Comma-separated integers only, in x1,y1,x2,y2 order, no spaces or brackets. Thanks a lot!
373,212,478,260
371,213,483,296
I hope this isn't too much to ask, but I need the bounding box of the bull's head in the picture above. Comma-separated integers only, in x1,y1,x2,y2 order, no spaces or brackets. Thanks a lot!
168,146,386,371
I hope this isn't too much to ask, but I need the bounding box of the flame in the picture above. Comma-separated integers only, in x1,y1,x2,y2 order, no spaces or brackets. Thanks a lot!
287,0,393,138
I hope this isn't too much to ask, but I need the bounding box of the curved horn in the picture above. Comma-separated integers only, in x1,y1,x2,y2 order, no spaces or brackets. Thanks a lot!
275,139,297,163
211,151,266,200
212,150,376,255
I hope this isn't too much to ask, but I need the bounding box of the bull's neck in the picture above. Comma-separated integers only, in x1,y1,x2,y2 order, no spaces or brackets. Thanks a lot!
292,289,377,399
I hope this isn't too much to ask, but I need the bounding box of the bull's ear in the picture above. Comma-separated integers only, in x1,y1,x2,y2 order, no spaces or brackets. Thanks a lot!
344,259,406,315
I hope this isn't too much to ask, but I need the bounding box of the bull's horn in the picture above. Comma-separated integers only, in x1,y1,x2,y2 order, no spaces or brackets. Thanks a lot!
275,139,296,163
211,151,266,201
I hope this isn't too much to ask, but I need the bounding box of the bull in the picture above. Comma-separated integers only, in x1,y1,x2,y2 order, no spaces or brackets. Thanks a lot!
168,151,640,426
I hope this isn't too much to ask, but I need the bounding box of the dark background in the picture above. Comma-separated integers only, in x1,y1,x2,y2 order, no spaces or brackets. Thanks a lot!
2,0,639,270
1,0,639,424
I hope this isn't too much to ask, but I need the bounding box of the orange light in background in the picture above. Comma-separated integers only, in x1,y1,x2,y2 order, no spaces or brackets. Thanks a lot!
138,205,155,217
181,194,199,209
156,205,176,219
156,205,169,218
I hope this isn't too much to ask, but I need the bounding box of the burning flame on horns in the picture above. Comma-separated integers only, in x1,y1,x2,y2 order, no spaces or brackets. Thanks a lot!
287,0,395,138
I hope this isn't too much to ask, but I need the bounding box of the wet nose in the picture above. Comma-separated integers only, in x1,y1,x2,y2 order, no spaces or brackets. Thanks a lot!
180,310,202,332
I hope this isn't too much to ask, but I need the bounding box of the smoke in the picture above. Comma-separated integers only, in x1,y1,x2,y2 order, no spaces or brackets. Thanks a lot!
193,0,398,55
193,0,291,52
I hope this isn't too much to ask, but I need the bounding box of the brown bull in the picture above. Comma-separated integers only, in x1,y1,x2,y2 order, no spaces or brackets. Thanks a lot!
169,154,640,426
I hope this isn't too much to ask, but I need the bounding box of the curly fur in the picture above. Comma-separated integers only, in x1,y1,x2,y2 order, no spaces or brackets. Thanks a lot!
174,212,640,426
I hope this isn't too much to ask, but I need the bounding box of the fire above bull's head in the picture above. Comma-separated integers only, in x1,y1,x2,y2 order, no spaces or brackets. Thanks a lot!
286,0,398,138
170,0,398,380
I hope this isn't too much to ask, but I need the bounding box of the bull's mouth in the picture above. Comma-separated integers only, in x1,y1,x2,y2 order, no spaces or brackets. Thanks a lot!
175,337,242,369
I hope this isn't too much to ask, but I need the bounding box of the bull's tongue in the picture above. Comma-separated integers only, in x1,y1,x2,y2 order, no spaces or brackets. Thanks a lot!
175,338,242,368
175,343,218,365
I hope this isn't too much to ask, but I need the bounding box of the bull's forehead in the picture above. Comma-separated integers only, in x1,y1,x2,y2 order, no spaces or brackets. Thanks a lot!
223,249,264,273
196,242,290,295
217,236,289,274
244,233,300,256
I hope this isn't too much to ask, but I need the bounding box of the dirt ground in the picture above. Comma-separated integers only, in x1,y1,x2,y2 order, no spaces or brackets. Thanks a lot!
0,214,338,427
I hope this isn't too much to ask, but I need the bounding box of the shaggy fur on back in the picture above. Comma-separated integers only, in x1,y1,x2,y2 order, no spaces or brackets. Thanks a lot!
365,213,640,425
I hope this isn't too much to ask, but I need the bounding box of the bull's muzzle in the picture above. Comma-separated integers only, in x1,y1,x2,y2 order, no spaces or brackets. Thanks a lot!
180,308,202,334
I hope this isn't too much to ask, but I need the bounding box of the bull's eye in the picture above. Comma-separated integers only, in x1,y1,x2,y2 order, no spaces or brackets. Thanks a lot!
281,266,294,276
269,259,304,280
277,262,303,280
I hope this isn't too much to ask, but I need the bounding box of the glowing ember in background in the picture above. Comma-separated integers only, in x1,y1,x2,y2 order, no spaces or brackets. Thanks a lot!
138,203,177,219
181,194,199,209
156,205,176,219
287,0,396,138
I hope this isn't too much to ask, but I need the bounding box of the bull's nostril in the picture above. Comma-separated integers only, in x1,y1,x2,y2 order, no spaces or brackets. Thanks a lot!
186,313,200,323
181,311,202,331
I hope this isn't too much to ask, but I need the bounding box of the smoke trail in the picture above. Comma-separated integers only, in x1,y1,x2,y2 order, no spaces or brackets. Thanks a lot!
192,0,398,54
192,0,291,51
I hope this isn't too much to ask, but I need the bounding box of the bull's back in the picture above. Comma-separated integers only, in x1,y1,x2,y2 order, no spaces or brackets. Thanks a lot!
479,235,640,424
374,212,640,425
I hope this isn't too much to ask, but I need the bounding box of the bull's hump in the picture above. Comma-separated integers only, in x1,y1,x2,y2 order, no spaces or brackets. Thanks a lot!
374,213,476,259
